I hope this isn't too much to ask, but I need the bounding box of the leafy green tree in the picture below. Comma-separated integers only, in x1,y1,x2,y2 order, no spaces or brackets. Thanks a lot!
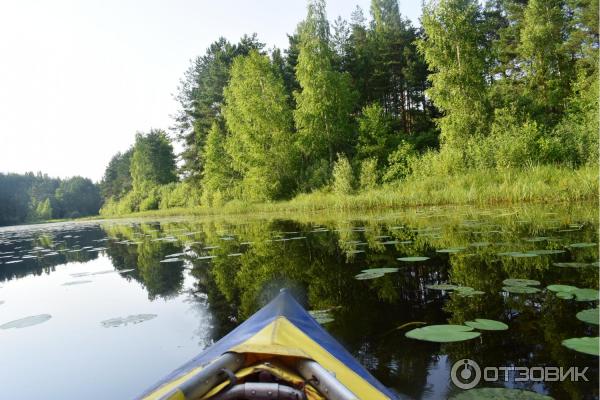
130,129,177,192
223,50,297,201
173,35,264,180
359,158,379,190
518,0,571,125
55,177,102,218
294,0,357,189
35,198,53,220
332,154,355,195
100,148,133,200
418,0,491,145
201,122,237,206
357,102,396,166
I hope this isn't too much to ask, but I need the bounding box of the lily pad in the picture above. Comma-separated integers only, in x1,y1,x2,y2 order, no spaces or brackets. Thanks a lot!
165,252,186,258
436,247,467,254
0,314,52,329
572,288,600,302
547,284,577,293
405,324,480,343
562,337,599,356
503,279,540,287
553,262,597,268
503,286,540,294
569,243,597,248
160,258,183,263
62,280,93,286
397,256,430,262
364,267,399,273
426,284,460,291
556,292,574,300
576,308,599,325
101,314,157,328
451,388,553,399
455,288,485,297
354,271,385,280
526,249,565,255
465,318,509,331
497,252,538,258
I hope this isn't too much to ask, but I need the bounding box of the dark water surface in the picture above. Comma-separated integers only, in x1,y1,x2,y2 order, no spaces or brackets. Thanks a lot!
0,204,598,399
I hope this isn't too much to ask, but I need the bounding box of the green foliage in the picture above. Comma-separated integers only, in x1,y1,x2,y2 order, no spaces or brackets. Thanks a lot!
159,182,201,209
383,142,416,182
223,50,297,201
359,158,379,190
518,0,571,124
357,102,395,165
130,129,177,192
34,198,53,220
96,0,598,216
201,122,237,207
418,0,490,145
172,35,264,180
100,149,133,200
331,154,355,195
294,0,357,186
54,176,102,218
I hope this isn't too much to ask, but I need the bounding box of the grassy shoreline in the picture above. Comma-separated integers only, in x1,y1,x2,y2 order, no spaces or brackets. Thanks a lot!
95,164,598,220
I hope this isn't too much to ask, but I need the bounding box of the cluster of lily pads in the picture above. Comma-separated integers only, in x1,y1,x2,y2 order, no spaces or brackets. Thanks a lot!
547,284,599,301
354,267,399,280
426,284,485,297
502,278,541,294
405,318,508,343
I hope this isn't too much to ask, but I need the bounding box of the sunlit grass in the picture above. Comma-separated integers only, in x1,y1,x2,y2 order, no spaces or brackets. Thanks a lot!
96,164,598,219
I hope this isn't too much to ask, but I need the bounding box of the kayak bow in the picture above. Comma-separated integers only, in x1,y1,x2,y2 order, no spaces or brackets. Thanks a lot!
139,290,396,400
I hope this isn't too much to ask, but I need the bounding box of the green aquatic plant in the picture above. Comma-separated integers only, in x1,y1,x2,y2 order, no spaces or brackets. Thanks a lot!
101,314,157,328
552,262,598,268
576,308,599,325
503,286,541,294
0,314,52,329
160,258,183,263
426,284,459,291
464,318,509,331
561,337,599,356
547,285,599,301
397,256,430,262
354,267,399,280
426,284,484,297
526,249,565,255
503,279,540,287
405,324,481,343
569,242,597,248
436,247,467,253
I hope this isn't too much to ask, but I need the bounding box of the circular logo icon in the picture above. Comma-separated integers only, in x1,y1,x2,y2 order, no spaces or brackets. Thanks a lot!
451,359,481,389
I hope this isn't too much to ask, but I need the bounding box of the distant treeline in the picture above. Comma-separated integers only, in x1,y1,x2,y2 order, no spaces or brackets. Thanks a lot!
92,0,596,214
0,173,101,226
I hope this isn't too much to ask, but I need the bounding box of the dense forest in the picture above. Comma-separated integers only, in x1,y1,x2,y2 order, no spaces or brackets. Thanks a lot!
1,0,596,224
0,173,101,226
99,0,598,215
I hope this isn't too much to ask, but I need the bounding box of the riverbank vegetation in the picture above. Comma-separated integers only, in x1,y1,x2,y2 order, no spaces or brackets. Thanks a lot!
97,0,598,218
0,173,102,226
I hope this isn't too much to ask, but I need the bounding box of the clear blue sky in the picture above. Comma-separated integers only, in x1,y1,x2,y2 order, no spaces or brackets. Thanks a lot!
0,0,422,181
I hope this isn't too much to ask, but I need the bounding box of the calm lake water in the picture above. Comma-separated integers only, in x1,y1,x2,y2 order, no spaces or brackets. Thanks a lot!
0,204,598,399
